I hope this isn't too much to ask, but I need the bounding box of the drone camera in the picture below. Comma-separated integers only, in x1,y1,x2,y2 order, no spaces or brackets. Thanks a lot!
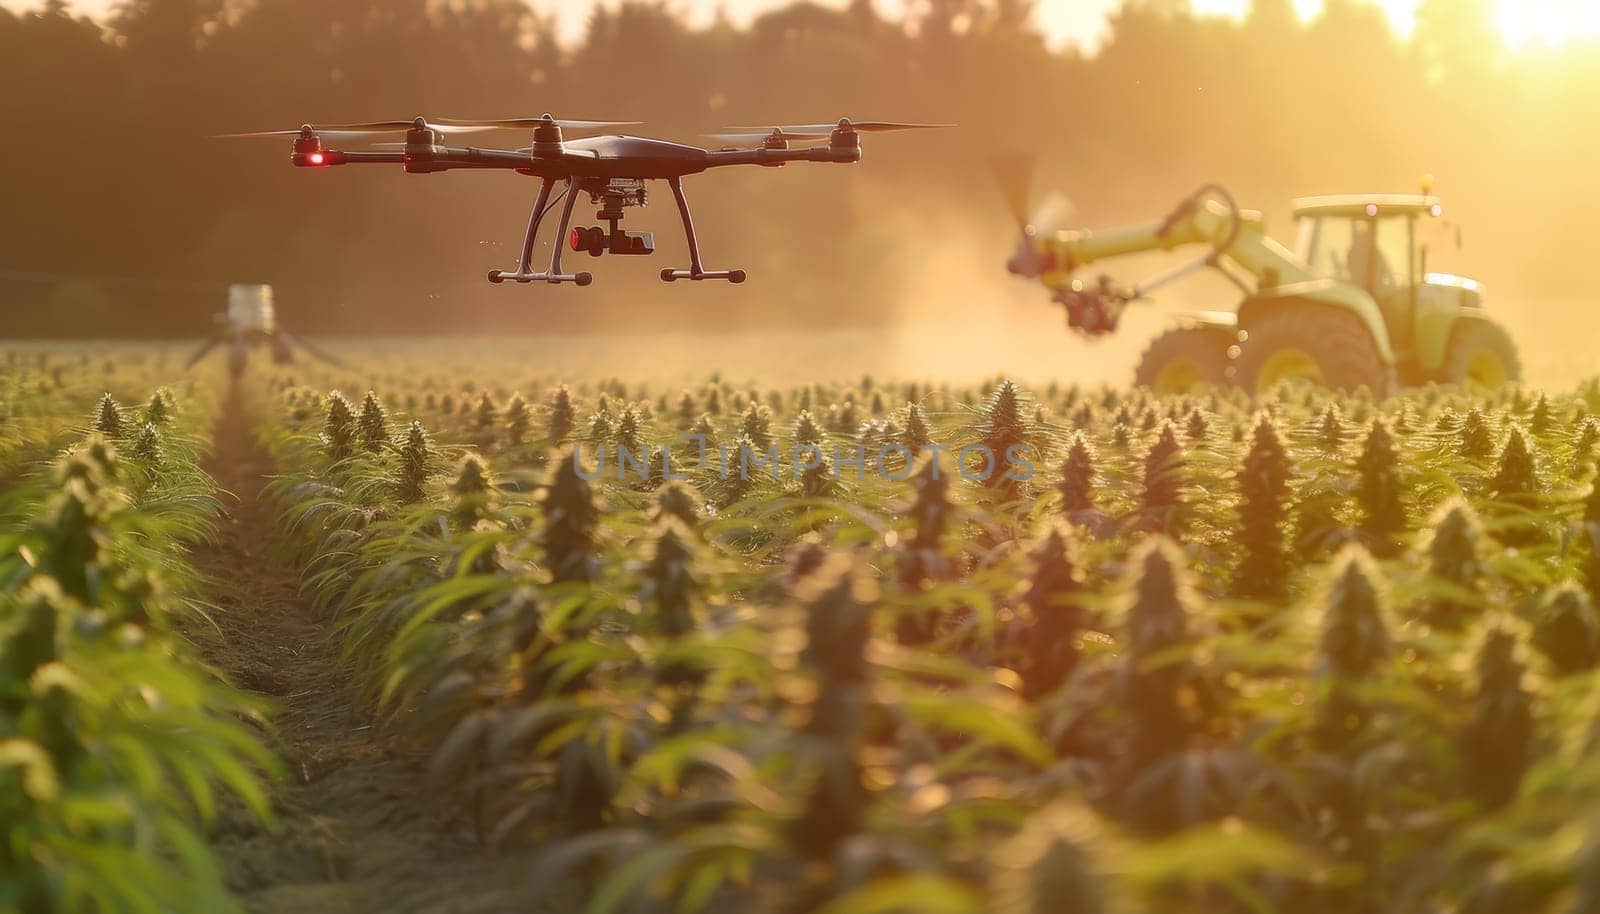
611,230,654,255
570,226,606,256
570,226,654,256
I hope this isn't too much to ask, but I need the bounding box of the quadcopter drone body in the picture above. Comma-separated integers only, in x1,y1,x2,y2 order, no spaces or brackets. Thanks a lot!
186,284,341,378
223,115,947,287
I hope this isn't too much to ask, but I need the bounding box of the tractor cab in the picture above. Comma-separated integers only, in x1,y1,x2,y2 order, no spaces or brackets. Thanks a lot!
1293,194,1440,296
1290,194,1495,382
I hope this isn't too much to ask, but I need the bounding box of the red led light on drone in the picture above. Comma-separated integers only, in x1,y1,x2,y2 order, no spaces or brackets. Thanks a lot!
308,152,325,165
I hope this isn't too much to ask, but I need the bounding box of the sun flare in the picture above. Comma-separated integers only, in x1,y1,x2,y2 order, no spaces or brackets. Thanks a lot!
1493,0,1600,47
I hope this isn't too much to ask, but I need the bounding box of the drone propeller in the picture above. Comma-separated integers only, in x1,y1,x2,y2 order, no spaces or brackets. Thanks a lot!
434,115,640,131
214,119,495,141
701,128,831,149
715,119,955,141
1030,192,1076,235
991,152,1074,234
992,152,1035,230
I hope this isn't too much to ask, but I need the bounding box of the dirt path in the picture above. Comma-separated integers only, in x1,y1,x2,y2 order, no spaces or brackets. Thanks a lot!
196,388,528,914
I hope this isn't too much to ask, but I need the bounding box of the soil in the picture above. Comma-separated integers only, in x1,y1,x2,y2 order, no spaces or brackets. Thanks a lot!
195,387,534,914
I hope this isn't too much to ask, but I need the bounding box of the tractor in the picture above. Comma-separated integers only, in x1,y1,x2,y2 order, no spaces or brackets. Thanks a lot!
1002,178,1520,396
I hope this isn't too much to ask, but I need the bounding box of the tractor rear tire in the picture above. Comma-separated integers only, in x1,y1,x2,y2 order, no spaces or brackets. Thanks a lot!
1236,303,1391,397
1134,326,1235,395
1441,318,1521,388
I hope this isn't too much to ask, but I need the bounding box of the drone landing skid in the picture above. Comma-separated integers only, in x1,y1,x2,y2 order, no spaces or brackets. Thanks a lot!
661,269,746,283
658,176,746,284
487,269,594,286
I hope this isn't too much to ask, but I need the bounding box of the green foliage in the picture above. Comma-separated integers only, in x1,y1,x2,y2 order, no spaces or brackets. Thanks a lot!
1530,583,1599,675
396,419,433,502
1459,408,1495,459
1356,419,1406,552
988,802,1115,914
1315,546,1391,749
130,420,164,468
1422,499,1488,630
1236,415,1293,599
1588,466,1600,526
0,400,274,914
741,402,773,451
976,379,1030,487
1577,420,1599,471
547,385,576,442
902,402,932,453
895,453,955,644
1140,422,1184,530
1490,426,1537,496
1013,524,1086,699
474,390,499,430
1460,623,1534,808
450,453,493,531
793,408,825,447
1114,537,1198,830
244,356,1600,913
1530,393,1552,435
323,390,355,461
543,446,601,584
790,555,874,860
616,404,643,456
1315,403,1344,453
798,446,834,498
357,389,390,452
92,391,124,439
1059,432,1097,515
504,393,532,444
143,389,171,426
644,519,699,640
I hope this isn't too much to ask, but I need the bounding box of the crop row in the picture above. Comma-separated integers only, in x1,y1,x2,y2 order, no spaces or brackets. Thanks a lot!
0,346,203,487
257,371,1600,913
1,389,275,914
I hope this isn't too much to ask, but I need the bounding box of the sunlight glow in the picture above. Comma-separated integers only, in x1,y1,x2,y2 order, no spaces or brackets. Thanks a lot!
1495,0,1600,48
22,0,1600,53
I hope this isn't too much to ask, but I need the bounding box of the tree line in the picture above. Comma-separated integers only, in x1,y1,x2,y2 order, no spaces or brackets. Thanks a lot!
1,0,1595,338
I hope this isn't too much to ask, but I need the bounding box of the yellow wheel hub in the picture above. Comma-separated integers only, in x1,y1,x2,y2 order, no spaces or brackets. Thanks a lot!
1465,351,1508,388
1257,348,1324,393
1153,359,1205,396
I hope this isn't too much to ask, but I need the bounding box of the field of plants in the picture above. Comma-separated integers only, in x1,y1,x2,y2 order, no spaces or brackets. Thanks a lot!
5,342,1600,914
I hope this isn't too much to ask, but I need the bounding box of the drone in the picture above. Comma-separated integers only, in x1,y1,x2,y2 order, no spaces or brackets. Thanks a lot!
219,115,949,286
187,284,340,378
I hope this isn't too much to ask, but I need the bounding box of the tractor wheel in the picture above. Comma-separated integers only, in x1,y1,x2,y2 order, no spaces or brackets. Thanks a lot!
1236,303,1391,396
1441,318,1521,388
1134,326,1235,395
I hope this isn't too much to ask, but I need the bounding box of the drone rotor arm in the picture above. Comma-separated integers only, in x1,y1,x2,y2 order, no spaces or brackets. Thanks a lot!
293,145,539,171
185,337,222,369
275,331,343,367
702,145,861,168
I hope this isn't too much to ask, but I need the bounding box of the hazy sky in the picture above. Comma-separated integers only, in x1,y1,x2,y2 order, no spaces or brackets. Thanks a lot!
10,0,1598,50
